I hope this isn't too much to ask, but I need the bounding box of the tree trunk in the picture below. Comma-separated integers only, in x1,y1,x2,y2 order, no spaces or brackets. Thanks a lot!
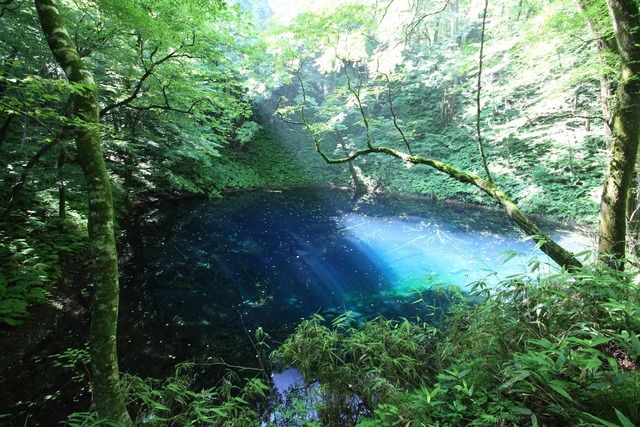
0,115,13,147
598,0,640,268
34,1,132,424
335,130,366,193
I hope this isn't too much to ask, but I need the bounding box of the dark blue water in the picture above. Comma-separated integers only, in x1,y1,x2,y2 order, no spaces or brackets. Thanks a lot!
117,188,588,379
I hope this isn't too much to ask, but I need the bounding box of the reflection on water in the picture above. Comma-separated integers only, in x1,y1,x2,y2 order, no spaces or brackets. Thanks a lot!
117,188,590,380
338,212,586,293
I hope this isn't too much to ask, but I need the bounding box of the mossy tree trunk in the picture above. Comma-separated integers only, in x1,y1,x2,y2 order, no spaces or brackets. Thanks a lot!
312,144,583,270
598,0,640,268
34,0,132,424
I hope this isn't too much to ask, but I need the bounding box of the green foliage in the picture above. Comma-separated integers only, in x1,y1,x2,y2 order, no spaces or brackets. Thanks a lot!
50,346,91,383
207,129,350,193
64,364,269,427
272,314,438,424
268,0,608,223
273,265,640,426
0,211,86,325
64,412,122,427
1,0,260,206
0,0,266,323
236,121,262,146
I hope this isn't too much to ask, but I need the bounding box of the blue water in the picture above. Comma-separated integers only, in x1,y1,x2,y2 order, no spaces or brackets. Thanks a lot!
117,188,589,378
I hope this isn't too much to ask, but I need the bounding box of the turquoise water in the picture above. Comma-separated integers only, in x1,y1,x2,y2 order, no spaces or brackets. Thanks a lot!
338,211,586,294
118,188,589,379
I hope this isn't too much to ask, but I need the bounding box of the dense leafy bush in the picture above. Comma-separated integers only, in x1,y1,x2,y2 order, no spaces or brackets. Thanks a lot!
0,212,86,326
65,364,270,427
272,265,640,426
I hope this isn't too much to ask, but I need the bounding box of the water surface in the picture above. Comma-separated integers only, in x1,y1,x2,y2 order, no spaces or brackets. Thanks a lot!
118,188,588,379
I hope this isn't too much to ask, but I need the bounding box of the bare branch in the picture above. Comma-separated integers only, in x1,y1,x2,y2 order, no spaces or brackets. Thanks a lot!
476,0,493,183
343,65,373,149
404,0,451,45
5,127,72,216
378,0,395,23
381,72,412,155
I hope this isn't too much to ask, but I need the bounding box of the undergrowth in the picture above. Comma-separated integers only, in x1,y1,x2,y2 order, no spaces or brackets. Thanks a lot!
0,209,86,326
273,265,639,426
62,264,640,426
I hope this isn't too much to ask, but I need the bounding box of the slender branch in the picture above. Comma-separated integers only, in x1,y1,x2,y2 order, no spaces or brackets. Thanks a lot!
381,73,412,155
0,114,13,146
237,310,270,381
275,96,305,125
127,93,210,115
404,0,451,45
378,0,395,23
5,127,71,216
344,65,373,148
0,99,61,135
629,204,640,224
99,33,196,117
476,0,493,183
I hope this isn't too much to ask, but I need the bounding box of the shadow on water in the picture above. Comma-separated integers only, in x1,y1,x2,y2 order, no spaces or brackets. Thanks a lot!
117,188,589,382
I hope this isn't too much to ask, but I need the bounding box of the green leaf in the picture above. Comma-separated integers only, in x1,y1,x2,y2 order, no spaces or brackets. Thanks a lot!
614,409,635,427
548,379,574,401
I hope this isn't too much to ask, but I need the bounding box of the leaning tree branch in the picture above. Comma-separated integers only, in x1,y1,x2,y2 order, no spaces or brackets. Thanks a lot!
285,72,582,271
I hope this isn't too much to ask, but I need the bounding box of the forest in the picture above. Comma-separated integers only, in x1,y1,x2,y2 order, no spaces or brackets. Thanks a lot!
1,0,639,425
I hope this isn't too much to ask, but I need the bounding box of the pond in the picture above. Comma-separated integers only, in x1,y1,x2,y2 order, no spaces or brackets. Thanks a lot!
117,188,589,381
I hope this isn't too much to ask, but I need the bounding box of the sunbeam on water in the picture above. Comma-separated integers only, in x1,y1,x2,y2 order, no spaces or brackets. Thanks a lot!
117,188,592,381
338,212,586,294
